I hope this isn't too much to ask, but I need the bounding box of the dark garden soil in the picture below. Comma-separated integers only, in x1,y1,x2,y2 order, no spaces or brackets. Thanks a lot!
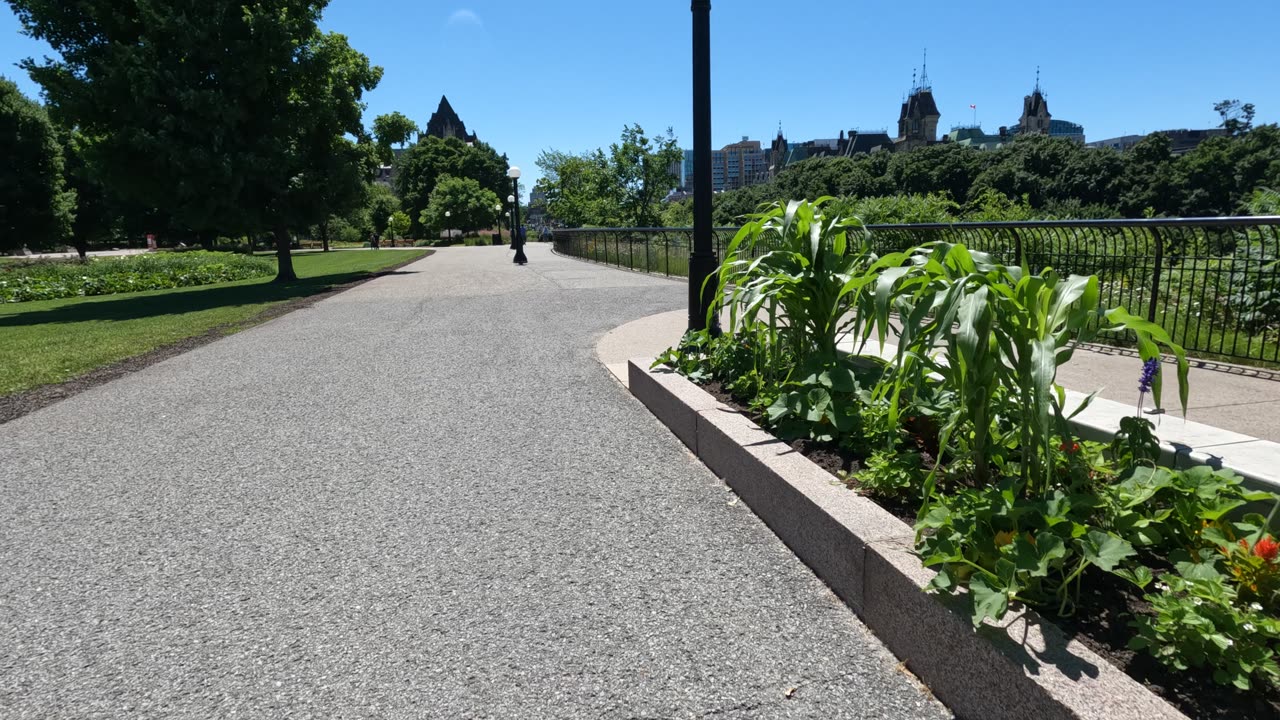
0,252,431,425
698,378,1280,720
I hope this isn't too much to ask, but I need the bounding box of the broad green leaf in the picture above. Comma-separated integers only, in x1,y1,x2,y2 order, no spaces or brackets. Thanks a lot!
1175,560,1225,582
1111,566,1154,589
1078,530,1136,571
969,574,1009,627
1013,532,1067,576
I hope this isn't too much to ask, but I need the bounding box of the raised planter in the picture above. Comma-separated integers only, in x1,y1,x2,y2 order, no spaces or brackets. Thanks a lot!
629,358,1188,720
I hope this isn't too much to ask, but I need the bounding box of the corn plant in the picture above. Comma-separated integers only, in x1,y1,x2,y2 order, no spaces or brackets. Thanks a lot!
870,242,1191,497
711,198,878,370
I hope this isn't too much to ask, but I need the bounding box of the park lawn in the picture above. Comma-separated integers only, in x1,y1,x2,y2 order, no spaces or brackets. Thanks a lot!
0,249,429,396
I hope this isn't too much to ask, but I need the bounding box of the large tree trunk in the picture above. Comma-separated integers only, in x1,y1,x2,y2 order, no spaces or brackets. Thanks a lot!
273,225,297,283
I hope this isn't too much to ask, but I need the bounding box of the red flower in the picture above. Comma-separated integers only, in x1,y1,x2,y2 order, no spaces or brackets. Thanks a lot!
1253,536,1279,562
1058,442,1080,455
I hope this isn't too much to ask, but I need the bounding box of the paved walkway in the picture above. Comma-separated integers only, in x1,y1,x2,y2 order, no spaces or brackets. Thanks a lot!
0,245,947,719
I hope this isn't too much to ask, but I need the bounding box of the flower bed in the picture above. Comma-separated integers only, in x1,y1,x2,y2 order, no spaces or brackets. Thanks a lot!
0,251,275,302
656,200,1280,718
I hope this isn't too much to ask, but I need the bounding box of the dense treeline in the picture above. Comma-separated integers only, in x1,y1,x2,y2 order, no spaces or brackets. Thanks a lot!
657,124,1280,227
1,0,512,278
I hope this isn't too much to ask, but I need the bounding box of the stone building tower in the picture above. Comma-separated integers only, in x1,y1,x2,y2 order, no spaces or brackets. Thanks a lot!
1018,70,1052,135
425,95,478,144
894,55,941,152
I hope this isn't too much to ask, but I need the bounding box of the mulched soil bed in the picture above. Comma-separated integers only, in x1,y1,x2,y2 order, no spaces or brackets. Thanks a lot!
0,253,430,425
699,379,1280,720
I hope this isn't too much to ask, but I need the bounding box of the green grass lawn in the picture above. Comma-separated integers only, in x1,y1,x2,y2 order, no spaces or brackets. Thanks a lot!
0,249,429,396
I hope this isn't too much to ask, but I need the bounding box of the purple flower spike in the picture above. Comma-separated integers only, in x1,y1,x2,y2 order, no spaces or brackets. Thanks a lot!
1138,358,1160,394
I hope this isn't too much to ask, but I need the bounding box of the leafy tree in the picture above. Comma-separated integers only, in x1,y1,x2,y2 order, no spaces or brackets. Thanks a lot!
1175,125,1280,217
242,30,381,278
372,111,419,165
1052,146,1125,209
1215,99,1256,137
535,149,621,227
1119,133,1179,216
609,124,682,226
394,135,507,236
712,184,776,226
886,143,987,203
363,182,401,237
419,175,500,238
659,198,694,227
60,128,119,259
386,211,410,243
311,137,381,252
11,1,382,280
374,111,419,148
0,76,74,253
772,156,851,200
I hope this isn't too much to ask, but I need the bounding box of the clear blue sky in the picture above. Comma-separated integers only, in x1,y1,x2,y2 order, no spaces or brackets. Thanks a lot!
3,1,1278,192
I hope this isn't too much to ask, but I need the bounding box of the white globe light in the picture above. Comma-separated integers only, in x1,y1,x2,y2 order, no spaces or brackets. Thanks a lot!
507,195,515,203
507,166,521,179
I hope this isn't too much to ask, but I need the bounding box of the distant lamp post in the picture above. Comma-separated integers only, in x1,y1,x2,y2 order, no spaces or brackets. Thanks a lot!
445,210,453,244
508,167,527,265
493,203,503,245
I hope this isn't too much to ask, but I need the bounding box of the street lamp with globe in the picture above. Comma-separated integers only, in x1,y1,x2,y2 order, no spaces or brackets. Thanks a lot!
493,203,503,245
508,167,527,265
444,210,452,245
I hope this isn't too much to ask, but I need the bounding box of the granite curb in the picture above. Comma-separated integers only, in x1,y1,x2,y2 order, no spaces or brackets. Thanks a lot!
628,357,1188,720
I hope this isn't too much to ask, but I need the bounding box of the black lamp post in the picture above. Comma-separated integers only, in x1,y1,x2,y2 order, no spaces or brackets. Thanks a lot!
689,0,718,333
508,166,527,265
506,196,515,247
493,203,503,245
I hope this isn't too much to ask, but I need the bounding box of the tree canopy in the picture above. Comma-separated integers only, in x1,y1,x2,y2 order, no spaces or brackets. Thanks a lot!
698,121,1280,226
536,124,682,228
394,135,507,237
420,175,500,238
372,111,419,164
10,0,382,279
0,76,74,253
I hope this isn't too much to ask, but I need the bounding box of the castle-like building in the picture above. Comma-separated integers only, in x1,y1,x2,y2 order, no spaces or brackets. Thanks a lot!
424,95,478,144
895,60,941,152
681,59,1091,191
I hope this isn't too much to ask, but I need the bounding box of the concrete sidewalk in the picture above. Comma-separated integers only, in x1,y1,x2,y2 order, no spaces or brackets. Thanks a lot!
1,245,947,719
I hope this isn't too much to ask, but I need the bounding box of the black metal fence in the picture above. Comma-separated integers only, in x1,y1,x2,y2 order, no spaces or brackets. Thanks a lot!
554,218,1280,366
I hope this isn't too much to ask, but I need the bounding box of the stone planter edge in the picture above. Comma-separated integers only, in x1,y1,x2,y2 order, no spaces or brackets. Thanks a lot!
628,358,1187,720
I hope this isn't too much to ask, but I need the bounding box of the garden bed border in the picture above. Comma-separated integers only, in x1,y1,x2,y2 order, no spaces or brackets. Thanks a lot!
629,357,1188,720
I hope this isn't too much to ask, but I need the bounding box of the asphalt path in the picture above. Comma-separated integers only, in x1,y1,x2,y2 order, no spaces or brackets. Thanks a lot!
0,245,949,719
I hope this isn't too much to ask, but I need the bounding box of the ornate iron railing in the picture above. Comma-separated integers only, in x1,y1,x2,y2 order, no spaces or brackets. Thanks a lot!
554,218,1280,366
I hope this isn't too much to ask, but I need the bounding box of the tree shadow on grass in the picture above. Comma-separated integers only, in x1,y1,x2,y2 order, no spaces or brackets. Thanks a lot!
0,269,419,328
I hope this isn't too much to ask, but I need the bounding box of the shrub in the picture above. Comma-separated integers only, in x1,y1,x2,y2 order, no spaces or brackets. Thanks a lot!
0,251,274,302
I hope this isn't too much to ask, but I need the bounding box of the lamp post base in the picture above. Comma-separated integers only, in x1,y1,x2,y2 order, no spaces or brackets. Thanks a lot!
688,250,720,334
513,246,528,265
